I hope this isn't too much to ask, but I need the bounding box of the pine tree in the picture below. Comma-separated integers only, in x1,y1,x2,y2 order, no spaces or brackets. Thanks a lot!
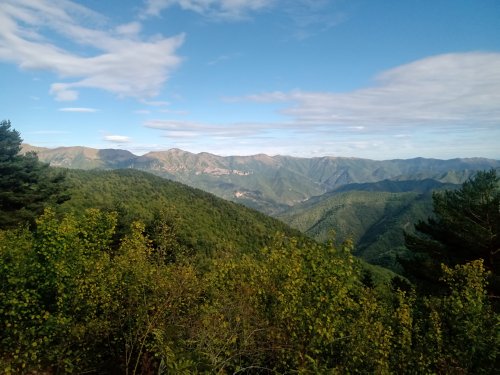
0,120,68,228
402,169,500,295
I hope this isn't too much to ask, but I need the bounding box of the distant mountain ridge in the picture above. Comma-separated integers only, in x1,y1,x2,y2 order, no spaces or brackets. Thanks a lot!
22,144,500,215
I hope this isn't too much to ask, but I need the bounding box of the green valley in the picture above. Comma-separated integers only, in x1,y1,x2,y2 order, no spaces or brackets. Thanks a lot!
278,179,456,272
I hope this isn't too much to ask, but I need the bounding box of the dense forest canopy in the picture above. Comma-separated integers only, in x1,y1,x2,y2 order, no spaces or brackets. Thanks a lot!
0,122,498,373
59,168,303,257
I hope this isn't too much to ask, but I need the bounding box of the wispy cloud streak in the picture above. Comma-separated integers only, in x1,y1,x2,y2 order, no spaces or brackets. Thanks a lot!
58,107,98,113
142,0,274,19
144,119,282,138
104,135,132,143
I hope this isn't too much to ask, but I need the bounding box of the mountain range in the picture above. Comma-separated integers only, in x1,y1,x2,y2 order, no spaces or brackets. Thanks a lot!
22,144,500,215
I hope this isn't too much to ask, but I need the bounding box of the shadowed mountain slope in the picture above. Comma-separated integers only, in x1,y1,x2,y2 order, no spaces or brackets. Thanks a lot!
278,179,458,272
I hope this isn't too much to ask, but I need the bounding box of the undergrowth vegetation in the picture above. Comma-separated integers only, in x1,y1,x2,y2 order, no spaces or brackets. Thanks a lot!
1,208,498,373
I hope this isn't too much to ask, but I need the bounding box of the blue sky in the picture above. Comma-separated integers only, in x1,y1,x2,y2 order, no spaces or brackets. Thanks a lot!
1,0,499,159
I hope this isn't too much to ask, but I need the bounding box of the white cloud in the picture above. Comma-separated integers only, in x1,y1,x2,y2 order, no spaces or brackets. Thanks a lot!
142,0,346,39
58,107,98,112
52,87,79,101
142,53,500,159
0,0,184,101
143,0,275,19
104,135,132,143
144,118,281,137
115,21,142,36
164,130,201,138
242,52,500,127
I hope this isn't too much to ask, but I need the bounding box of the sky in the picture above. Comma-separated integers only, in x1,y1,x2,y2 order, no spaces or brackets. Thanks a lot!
1,0,499,160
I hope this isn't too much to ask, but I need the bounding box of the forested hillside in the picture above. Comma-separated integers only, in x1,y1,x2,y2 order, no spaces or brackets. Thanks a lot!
2,124,499,373
2,179,498,374
60,168,396,283
60,168,303,256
